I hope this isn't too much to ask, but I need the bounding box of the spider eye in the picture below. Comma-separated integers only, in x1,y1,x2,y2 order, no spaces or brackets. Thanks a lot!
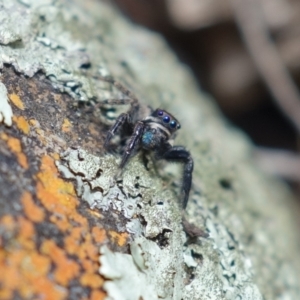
170,120,177,128
177,123,181,129
163,115,170,123
157,110,164,116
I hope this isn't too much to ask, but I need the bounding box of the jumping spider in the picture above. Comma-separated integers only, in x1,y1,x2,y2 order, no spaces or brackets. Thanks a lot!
98,76,193,209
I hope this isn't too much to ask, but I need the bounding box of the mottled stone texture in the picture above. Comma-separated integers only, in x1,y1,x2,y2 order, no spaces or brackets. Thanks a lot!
0,0,299,300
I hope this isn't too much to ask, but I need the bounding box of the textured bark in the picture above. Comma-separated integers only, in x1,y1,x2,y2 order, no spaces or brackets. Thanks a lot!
0,1,300,300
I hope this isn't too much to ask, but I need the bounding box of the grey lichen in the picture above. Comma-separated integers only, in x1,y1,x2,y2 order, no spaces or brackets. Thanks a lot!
57,148,187,299
0,0,112,101
0,81,12,126
99,245,157,300
100,235,189,300
1,0,300,299
57,149,173,223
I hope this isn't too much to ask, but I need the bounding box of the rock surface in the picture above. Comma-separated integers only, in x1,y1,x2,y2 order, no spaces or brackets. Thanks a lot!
0,0,299,299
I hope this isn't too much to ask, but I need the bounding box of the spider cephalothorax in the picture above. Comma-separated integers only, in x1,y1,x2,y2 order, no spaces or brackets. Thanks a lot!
140,109,180,150
99,76,193,209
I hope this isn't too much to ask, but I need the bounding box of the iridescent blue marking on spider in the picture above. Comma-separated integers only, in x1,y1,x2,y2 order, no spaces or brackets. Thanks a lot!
142,131,153,146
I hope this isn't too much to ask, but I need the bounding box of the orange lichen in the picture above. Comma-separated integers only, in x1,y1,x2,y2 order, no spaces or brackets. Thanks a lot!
0,132,29,169
41,239,80,286
17,249,67,300
92,226,107,243
80,242,98,263
52,152,60,160
13,115,30,134
90,289,106,300
70,232,99,264
81,258,95,272
0,214,67,300
36,155,79,231
27,277,67,300
0,250,23,299
20,252,51,280
9,93,25,110
0,287,13,299
0,214,16,232
64,227,84,256
80,272,104,288
108,230,129,247
64,229,99,272
17,216,35,250
61,118,72,132
48,214,71,232
0,153,110,298
21,191,45,223
34,154,104,291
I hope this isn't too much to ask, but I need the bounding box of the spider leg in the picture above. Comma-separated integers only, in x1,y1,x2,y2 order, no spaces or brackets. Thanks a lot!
94,76,142,142
120,121,145,169
94,75,139,111
102,98,134,106
104,113,131,147
91,98,133,111
159,145,193,209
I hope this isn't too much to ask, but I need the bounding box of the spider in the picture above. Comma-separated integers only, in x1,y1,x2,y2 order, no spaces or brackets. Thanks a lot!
98,75,193,209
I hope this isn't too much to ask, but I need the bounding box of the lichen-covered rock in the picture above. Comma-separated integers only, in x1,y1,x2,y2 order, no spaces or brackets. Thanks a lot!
0,0,299,300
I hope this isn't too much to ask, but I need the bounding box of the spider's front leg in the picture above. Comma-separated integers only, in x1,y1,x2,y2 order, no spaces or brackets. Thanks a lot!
159,145,194,209
120,121,145,169
94,75,139,108
104,112,131,147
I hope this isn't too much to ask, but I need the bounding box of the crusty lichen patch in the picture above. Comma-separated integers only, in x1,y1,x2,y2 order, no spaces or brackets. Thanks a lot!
0,81,13,126
99,245,157,300
0,155,110,299
0,0,111,102
9,93,25,110
0,213,68,300
56,145,282,300
0,82,13,126
13,115,30,135
57,148,189,299
57,148,262,300
21,191,45,223
0,132,29,169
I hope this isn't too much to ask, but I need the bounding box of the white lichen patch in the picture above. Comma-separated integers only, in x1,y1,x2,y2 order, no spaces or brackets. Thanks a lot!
99,245,158,300
100,232,187,300
0,81,13,126
129,236,185,299
57,149,129,213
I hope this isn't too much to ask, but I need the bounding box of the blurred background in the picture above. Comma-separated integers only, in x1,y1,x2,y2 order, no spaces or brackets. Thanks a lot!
107,0,300,202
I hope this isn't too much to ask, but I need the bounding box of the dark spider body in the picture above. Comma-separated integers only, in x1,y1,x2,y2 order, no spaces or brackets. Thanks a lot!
100,76,193,209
